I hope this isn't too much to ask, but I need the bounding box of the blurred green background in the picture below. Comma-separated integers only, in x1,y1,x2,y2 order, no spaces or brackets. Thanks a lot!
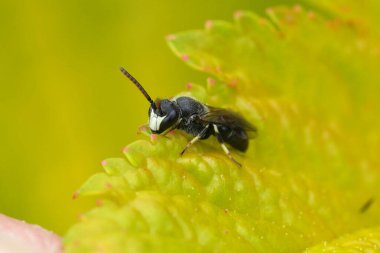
0,0,304,235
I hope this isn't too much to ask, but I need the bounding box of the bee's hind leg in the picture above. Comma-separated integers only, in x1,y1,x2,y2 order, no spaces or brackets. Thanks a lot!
213,124,242,167
180,124,210,156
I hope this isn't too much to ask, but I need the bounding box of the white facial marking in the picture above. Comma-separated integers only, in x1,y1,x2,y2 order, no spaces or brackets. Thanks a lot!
149,110,166,132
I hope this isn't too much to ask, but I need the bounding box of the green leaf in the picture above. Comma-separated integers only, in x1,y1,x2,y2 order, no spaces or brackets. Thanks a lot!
64,3,380,253
304,226,380,253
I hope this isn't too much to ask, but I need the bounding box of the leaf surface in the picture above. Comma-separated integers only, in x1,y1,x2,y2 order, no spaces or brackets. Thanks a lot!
64,4,380,253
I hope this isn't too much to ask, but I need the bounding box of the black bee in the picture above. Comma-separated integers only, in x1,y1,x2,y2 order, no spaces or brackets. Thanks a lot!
120,67,257,166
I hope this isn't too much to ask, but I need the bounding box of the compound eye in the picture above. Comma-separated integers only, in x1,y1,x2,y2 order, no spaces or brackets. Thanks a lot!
159,110,179,133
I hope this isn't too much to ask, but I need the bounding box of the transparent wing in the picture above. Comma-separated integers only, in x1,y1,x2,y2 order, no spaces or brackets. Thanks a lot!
200,106,257,138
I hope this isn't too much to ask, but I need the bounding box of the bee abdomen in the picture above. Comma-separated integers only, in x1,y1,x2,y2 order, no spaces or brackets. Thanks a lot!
216,125,249,152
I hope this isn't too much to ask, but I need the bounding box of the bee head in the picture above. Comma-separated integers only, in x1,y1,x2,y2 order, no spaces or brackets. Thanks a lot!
119,67,180,134
149,99,180,134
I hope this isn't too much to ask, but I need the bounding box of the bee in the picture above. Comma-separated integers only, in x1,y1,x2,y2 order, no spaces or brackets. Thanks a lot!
120,67,257,167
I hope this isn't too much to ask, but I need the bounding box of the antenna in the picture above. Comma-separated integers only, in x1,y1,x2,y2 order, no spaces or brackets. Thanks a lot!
119,67,156,109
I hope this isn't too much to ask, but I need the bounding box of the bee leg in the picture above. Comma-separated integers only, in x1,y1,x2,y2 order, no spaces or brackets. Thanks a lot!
213,124,242,167
180,124,210,156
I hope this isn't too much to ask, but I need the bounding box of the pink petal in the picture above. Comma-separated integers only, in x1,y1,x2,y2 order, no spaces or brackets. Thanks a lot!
0,214,62,253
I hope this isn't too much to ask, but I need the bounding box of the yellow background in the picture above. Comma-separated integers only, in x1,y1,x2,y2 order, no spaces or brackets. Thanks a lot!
0,0,300,235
